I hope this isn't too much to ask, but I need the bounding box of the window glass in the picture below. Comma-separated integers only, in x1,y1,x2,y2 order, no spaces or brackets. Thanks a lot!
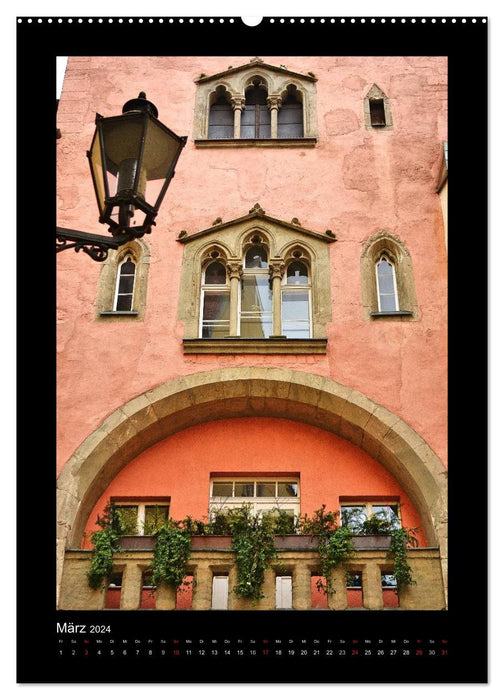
381,574,397,587
282,290,310,338
372,504,400,528
115,257,136,311
245,245,268,268
202,291,230,338
212,482,233,497
208,96,234,139
235,482,255,497
116,505,139,535
277,482,298,498
241,275,273,337
377,257,398,312
286,261,308,284
257,482,276,497
341,505,366,531
144,505,170,535
278,92,303,138
204,261,227,285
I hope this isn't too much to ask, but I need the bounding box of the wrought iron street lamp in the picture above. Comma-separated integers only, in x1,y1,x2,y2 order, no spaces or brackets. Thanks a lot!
56,92,187,261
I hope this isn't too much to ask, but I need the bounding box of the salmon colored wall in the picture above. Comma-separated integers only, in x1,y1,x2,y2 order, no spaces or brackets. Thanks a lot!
82,417,426,547
57,56,448,480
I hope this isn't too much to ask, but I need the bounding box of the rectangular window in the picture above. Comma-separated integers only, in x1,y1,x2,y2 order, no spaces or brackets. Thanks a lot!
370,99,386,126
340,502,400,532
113,501,170,535
209,477,300,519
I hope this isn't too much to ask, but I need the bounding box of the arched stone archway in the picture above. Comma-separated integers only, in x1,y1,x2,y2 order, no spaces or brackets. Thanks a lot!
57,367,447,604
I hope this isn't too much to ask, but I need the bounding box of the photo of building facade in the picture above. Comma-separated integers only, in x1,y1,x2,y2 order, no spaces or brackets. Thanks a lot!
56,54,448,612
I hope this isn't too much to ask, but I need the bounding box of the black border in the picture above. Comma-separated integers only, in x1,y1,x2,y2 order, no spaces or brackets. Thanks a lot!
17,16,488,683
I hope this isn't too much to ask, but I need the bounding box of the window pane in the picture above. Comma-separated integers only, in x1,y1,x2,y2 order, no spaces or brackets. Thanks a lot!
286,261,308,284
245,246,268,268
144,505,170,534
257,482,276,497
277,482,298,497
212,482,233,497
381,574,397,587
235,482,254,497
202,291,230,338
370,99,386,125
377,274,395,294
379,294,397,312
204,261,227,285
341,506,366,531
118,275,135,294
116,294,133,311
121,259,135,275
116,506,138,535
346,572,362,588
241,274,273,338
208,103,233,139
372,505,400,528
282,290,309,319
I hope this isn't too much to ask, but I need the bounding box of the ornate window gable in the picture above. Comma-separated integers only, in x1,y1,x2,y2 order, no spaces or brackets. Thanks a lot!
194,57,318,147
178,204,335,353
364,84,393,130
360,231,418,321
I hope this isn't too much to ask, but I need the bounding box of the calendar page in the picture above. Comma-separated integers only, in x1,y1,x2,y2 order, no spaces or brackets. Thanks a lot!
16,14,487,683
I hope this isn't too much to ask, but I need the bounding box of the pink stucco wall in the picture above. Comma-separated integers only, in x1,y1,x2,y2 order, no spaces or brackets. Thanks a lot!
57,56,447,478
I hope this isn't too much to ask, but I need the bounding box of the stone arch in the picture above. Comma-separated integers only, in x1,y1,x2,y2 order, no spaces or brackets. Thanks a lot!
57,367,447,601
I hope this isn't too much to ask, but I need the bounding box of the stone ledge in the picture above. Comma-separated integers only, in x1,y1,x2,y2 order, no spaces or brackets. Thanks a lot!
194,137,317,148
182,338,328,354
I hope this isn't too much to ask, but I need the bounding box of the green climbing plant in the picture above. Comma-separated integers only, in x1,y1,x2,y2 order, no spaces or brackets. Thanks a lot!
87,501,125,590
150,519,193,591
387,527,419,591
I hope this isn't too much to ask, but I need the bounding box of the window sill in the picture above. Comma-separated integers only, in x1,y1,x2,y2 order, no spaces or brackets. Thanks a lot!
183,337,327,354
370,310,413,318
194,137,317,148
99,310,139,317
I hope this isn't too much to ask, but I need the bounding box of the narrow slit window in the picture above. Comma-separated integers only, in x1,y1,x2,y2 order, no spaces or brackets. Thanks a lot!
114,257,136,311
376,255,399,312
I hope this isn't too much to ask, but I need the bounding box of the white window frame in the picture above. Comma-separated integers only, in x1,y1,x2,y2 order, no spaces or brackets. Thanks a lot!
209,477,300,519
275,576,293,609
199,260,231,338
113,255,136,312
281,261,312,338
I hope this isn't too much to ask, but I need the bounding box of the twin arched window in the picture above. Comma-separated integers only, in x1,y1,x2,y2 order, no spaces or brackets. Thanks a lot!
200,244,311,339
208,81,303,141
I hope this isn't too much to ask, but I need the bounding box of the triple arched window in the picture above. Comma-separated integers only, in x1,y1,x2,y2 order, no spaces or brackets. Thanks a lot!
199,240,312,339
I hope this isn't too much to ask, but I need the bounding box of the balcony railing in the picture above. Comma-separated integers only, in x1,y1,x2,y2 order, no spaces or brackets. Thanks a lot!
60,535,446,610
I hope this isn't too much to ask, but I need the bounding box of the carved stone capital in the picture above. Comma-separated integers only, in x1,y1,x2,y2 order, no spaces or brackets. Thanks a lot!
226,259,243,279
267,95,282,111
231,96,245,111
269,258,285,280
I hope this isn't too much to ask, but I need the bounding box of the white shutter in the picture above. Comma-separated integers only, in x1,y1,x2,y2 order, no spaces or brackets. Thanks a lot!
211,575,229,610
275,576,293,609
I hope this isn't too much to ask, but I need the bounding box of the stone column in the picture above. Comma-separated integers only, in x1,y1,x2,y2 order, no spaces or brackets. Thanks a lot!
267,96,282,139
269,258,285,337
120,563,143,610
327,568,348,610
292,564,312,610
362,563,384,610
231,97,245,139
192,564,213,610
226,260,242,336
155,583,177,610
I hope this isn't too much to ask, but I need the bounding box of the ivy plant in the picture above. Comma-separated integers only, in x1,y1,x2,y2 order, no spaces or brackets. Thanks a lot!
87,501,125,590
150,519,193,591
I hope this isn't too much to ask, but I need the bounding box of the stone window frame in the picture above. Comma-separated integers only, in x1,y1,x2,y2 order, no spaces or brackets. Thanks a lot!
364,84,393,131
360,231,418,321
193,58,318,148
95,239,150,321
178,207,335,353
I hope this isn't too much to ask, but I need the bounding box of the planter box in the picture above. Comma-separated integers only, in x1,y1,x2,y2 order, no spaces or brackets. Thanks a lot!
190,536,232,550
351,535,391,549
119,535,157,550
274,535,319,550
